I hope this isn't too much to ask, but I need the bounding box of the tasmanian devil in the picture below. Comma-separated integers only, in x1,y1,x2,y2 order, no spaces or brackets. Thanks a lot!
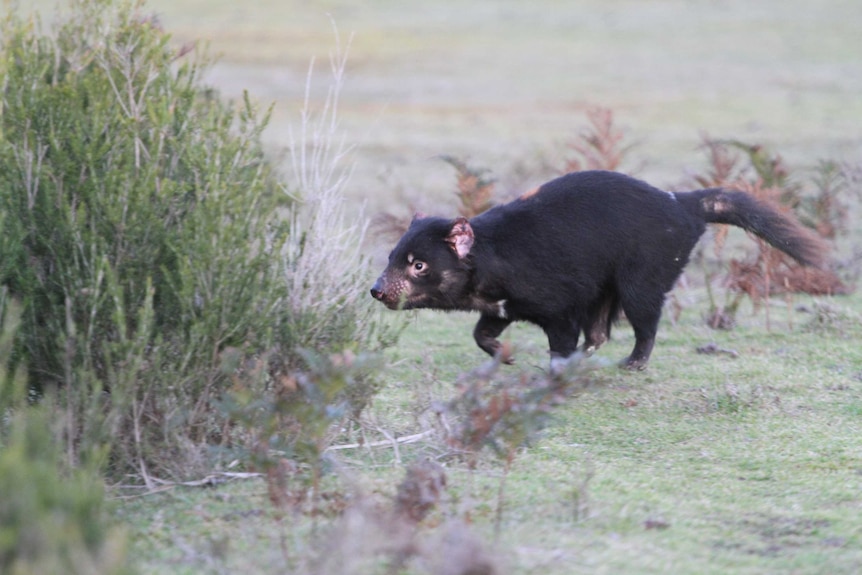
370,170,826,370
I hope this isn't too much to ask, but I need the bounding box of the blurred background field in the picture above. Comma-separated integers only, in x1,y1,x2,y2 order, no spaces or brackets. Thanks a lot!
26,0,862,211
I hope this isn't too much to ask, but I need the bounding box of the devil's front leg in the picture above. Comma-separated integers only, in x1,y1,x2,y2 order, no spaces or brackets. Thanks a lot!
542,317,581,360
473,314,513,363
540,317,582,374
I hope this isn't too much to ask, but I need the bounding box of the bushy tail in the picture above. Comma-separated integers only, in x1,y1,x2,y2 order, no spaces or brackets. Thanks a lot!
678,188,827,268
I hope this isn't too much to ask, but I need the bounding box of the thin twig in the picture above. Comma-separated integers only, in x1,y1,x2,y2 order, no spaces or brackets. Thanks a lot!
375,426,402,464
326,430,434,451
111,471,265,499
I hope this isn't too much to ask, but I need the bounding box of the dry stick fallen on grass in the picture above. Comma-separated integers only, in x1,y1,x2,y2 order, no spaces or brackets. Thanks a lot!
112,472,265,498
114,433,436,498
326,430,435,451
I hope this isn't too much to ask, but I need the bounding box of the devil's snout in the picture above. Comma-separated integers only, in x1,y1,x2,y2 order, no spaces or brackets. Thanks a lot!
370,278,384,301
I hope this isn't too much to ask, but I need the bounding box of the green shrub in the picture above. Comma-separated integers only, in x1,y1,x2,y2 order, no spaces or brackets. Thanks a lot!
0,0,397,482
0,0,288,479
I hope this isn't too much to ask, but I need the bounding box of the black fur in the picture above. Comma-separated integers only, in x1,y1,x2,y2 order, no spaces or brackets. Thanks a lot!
371,170,826,369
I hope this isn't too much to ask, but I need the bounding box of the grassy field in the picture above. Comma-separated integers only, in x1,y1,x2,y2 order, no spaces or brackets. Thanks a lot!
20,1,862,573
116,295,862,574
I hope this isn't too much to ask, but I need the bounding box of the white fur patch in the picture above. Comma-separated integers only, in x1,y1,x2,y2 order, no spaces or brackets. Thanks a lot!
497,300,508,319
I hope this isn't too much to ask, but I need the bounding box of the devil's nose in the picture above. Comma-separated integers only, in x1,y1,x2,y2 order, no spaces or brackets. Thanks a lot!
370,280,383,300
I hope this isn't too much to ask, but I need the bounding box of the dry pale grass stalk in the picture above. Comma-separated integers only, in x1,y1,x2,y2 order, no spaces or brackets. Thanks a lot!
281,27,373,348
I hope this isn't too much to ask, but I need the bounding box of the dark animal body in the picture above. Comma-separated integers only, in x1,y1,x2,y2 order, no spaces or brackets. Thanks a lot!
371,171,826,370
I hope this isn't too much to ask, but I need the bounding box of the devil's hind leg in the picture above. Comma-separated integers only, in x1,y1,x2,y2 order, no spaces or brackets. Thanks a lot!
618,288,664,370
581,294,619,355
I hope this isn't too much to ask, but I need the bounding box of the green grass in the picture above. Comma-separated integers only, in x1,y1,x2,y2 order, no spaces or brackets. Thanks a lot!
113,293,862,574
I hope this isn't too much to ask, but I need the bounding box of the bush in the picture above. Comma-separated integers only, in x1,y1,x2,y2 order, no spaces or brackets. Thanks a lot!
0,0,289,479
0,0,396,482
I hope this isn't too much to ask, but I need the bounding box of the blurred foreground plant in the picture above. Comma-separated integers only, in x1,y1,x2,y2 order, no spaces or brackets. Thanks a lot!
0,292,130,575
441,350,593,536
224,349,382,516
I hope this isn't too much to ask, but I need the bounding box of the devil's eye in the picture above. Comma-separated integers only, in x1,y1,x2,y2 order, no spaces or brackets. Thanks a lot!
406,253,427,274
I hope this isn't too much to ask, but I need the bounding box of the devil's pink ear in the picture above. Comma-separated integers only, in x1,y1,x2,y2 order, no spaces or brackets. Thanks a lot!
410,212,428,223
446,217,474,259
